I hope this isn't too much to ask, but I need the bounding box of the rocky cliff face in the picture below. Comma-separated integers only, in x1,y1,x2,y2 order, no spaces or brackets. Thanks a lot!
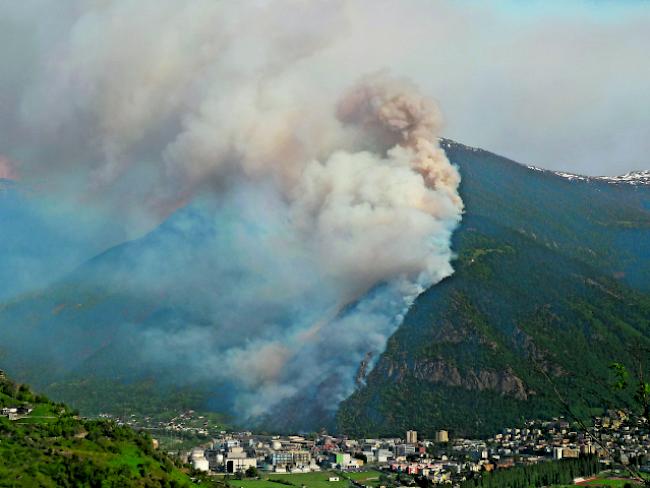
379,358,529,400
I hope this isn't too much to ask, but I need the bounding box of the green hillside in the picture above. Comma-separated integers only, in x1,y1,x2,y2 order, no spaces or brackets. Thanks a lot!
336,141,650,437
0,370,194,487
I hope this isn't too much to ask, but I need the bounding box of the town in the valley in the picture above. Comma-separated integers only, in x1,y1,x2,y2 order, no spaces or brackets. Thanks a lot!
91,408,650,486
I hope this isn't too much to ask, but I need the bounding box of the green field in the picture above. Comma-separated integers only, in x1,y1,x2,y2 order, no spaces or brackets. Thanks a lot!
346,469,383,484
552,471,650,487
583,481,640,487
554,482,640,487
222,469,384,488
14,403,59,424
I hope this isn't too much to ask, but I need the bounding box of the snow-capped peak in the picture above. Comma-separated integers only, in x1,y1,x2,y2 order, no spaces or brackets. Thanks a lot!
596,170,650,184
563,169,650,185
527,166,650,186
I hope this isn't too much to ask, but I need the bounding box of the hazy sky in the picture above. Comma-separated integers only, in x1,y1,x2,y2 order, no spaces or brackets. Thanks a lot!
1,0,649,180
331,0,650,176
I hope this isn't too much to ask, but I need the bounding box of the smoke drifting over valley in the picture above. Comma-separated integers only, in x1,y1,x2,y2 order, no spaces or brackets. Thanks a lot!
129,74,463,420
0,1,464,423
5,0,646,427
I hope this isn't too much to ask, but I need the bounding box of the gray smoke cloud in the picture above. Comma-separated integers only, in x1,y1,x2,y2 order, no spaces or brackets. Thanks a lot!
126,73,463,419
3,1,648,202
0,0,650,426
0,0,463,421
6,0,646,423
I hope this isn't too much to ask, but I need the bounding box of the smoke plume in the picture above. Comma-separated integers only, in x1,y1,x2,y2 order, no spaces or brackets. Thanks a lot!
0,0,463,425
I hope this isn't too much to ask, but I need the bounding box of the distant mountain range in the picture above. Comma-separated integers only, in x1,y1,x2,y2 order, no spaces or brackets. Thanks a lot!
1,141,649,436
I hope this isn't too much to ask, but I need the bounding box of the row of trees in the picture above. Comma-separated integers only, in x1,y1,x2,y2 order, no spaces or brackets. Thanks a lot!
459,455,600,488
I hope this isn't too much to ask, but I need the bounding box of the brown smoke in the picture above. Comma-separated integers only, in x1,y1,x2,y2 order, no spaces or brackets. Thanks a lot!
337,73,463,210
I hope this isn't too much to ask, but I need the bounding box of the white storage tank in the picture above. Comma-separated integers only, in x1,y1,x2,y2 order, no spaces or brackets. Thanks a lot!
192,457,210,472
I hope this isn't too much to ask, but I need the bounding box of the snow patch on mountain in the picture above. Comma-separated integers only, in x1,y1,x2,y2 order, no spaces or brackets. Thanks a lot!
524,166,650,186
596,170,650,185
556,169,650,185
439,139,648,186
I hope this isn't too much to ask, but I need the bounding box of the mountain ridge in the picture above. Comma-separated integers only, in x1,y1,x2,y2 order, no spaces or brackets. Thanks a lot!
337,140,650,436
1,140,649,436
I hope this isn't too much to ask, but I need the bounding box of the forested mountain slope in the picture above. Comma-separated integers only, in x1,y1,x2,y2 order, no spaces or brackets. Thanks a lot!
336,141,650,437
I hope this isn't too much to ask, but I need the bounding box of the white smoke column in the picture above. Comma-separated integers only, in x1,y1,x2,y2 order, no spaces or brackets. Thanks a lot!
1,0,463,424
246,74,463,415
139,73,463,420
337,74,462,208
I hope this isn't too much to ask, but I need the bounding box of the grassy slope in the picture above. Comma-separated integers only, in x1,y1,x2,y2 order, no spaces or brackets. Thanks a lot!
0,372,194,487
337,141,650,437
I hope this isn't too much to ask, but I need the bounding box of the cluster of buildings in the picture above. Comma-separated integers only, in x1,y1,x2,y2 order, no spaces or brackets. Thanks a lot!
186,433,339,473
1,405,33,421
379,413,648,484
178,429,452,476
471,411,649,470
171,411,648,485
107,409,214,438
592,410,650,466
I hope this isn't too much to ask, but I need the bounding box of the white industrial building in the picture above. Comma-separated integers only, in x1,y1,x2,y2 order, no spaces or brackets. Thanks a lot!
224,446,257,473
